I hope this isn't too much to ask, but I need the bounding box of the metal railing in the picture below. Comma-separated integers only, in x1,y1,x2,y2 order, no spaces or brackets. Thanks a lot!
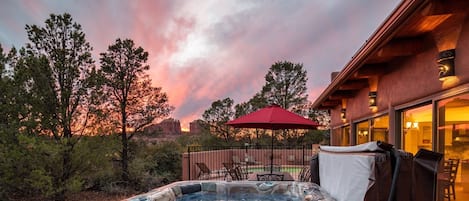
183,145,313,181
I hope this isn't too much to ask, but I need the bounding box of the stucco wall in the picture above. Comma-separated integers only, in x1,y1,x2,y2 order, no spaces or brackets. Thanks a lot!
330,16,469,133
182,148,313,180
456,16,469,84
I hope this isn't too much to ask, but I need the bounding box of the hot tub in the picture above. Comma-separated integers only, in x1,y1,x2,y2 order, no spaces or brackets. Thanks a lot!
125,181,335,201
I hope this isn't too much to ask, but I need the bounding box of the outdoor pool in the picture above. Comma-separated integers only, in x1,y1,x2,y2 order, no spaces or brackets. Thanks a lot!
125,181,335,201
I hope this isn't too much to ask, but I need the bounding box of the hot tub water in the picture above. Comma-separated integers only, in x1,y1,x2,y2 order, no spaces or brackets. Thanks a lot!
125,181,335,201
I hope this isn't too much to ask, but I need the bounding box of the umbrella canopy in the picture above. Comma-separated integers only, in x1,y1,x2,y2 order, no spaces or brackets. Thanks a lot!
226,104,320,175
226,104,320,130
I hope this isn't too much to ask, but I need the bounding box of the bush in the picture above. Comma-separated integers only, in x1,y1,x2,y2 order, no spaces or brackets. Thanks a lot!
0,133,124,200
0,132,185,200
0,134,67,199
73,135,121,191
127,140,182,192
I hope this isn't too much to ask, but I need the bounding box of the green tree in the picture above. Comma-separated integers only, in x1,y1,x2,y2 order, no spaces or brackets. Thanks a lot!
303,130,326,145
0,45,52,200
0,45,13,127
99,38,173,183
23,13,99,200
0,45,19,133
75,135,121,192
261,61,308,114
261,61,309,142
0,46,37,137
305,105,330,145
0,45,26,200
202,98,235,143
306,104,330,129
233,93,268,143
234,92,267,118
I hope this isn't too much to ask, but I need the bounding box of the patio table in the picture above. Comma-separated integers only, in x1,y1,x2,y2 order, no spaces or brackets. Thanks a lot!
247,171,294,181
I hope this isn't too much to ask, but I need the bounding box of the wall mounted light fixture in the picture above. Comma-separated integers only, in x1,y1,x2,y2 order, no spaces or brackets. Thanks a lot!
437,49,456,81
358,129,369,137
340,108,346,120
405,121,419,129
369,91,377,107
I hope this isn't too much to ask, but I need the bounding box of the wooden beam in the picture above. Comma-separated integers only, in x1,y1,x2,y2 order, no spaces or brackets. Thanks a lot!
338,79,369,90
354,63,389,78
321,100,341,107
422,0,469,16
374,37,425,58
395,15,449,38
328,91,356,100
432,13,467,51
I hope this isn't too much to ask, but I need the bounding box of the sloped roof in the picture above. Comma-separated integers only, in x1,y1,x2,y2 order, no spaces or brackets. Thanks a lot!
312,0,469,109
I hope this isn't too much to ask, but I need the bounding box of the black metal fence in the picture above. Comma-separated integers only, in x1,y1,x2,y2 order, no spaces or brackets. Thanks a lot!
183,145,314,181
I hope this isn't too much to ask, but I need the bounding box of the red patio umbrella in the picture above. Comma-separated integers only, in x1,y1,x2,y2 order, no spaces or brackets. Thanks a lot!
226,104,320,130
226,104,320,174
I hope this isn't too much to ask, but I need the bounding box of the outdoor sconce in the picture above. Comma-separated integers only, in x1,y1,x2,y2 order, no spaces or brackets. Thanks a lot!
369,91,377,107
340,108,346,120
437,49,455,81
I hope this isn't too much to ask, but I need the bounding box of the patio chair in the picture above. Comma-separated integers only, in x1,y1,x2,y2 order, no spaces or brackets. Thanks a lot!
232,155,246,166
442,158,459,200
298,166,311,182
195,162,212,180
223,162,244,180
245,154,261,165
265,153,282,165
222,162,235,178
287,155,296,165
256,173,284,181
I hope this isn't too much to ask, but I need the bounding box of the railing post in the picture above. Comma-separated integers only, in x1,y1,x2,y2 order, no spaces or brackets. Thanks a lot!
302,145,305,166
245,143,248,177
188,146,191,180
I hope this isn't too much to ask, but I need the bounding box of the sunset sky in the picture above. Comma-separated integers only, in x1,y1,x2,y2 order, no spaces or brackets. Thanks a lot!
0,0,400,130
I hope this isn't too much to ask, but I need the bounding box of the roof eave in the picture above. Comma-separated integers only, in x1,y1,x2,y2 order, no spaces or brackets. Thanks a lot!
312,0,429,109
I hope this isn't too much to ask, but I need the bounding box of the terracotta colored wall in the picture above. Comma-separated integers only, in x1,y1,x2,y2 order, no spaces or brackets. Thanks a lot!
455,17,469,84
329,17,469,145
182,149,233,180
181,148,313,180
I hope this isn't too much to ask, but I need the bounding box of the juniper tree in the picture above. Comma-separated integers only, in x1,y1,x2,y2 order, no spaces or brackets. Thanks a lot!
99,38,173,182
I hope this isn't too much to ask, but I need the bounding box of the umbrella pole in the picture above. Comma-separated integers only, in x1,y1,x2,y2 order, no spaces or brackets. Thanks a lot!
271,130,274,174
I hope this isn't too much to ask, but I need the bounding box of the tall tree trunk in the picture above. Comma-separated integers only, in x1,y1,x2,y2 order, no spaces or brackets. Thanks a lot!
121,111,129,183
57,147,71,201
55,133,73,201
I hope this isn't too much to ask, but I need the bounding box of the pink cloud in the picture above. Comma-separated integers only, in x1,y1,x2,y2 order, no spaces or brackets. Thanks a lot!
0,0,401,130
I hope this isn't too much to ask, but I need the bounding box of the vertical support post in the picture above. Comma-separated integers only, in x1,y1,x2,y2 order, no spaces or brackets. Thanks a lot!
245,143,248,179
271,130,274,174
187,146,191,180
302,145,305,166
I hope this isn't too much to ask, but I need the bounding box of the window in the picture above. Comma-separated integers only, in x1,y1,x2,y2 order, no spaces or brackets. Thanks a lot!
437,93,469,159
331,127,341,145
437,93,469,198
340,126,350,146
354,115,388,145
372,115,389,142
402,104,432,155
356,121,370,144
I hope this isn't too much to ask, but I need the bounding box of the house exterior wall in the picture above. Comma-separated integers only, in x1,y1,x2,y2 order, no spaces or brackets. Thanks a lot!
330,16,469,145
316,2,469,200
457,17,469,82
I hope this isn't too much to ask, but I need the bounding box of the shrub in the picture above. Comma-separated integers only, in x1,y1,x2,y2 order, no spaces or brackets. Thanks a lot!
126,140,182,192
